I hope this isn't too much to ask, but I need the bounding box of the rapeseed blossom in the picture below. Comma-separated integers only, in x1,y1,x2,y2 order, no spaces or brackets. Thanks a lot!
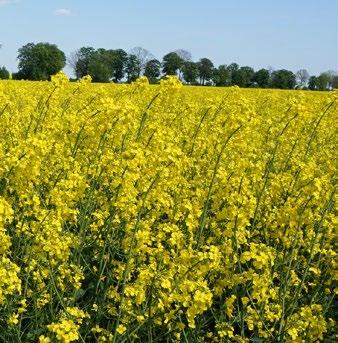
0,74,336,341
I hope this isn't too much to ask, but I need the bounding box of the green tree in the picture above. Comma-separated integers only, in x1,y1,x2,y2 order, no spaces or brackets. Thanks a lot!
308,76,318,90
125,54,141,83
70,47,95,79
71,48,127,82
212,65,230,86
316,72,330,90
87,49,112,83
16,42,66,80
162,52,184,76
270,69,296,89
0,66,10,79
331,75,338,89
144,59,161,83
232,66,254,87
129,47,154,75
108,49,128,82
227,63,239,85
182,61,198,84
197,58,214,85
252,68,270,88
175,50,192,79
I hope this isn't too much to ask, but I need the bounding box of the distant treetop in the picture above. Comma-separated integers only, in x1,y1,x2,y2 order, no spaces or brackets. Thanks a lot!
6,42,337,90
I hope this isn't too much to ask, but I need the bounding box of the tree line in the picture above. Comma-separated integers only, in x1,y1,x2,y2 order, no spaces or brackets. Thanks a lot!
0,42,337,90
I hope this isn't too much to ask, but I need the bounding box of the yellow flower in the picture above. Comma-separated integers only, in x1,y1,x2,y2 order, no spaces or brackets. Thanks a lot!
7,313,19,325
287,327,298,340
0,73,336,342
116,324,127,335
48,319,80,343
39,335,52,343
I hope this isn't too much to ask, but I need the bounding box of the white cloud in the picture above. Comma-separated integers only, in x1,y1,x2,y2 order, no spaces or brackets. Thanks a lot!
54,8,72,16
0,0,17,6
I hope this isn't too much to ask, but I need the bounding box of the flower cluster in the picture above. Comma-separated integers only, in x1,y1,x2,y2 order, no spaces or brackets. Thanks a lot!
0,74,336,341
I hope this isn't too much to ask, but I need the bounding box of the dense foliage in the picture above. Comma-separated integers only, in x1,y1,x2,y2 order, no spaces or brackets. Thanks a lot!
14,43,66,81
1,42,337,89
0,74,336,342
0,66,10,79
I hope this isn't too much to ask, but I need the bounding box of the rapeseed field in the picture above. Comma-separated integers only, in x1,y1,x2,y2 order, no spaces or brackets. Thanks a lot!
0,73,336,342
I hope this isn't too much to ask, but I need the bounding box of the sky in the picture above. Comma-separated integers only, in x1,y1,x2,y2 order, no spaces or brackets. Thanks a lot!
0,0,337,76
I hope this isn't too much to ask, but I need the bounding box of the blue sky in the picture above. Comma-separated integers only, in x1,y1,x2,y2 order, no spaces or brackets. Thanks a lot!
0,0,337,76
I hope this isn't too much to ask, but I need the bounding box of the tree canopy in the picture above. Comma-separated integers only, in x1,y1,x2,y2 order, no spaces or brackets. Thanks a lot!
197,58,214,85
0,66,10,79
144,59,161,84
1,42,335,90
270,69,296,89
125,54,141,83
15,42,66,80
252,69,270,88
162,52,184,76
212,65,230,86
72,47,95,79
182,61,199,85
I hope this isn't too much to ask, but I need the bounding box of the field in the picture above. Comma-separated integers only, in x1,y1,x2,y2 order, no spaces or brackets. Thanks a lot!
0,73,336,342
